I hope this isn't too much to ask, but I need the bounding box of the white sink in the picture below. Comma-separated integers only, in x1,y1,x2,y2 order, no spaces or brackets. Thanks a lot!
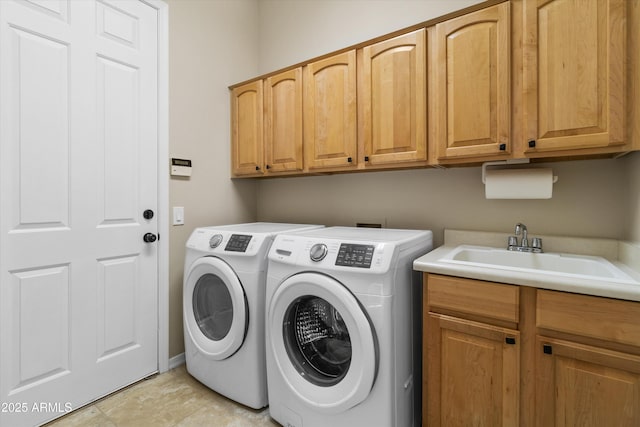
439,245,638,284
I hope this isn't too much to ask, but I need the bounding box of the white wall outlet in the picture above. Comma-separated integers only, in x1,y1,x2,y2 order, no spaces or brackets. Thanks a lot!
173,207,184,226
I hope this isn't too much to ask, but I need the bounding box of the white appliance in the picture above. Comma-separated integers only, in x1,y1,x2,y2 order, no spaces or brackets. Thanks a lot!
265,226,433,427
183,222,323,409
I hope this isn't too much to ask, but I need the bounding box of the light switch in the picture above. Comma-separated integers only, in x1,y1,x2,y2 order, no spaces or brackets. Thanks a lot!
173,207,184,226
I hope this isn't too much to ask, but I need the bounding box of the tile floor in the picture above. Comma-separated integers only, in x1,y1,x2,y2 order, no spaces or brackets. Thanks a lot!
45,365,279,427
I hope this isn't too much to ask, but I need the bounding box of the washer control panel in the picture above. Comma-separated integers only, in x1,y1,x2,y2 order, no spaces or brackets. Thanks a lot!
225,234,252,252
335,244,375,268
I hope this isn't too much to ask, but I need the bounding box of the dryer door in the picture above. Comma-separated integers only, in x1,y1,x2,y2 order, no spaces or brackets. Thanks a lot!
268,272,377,414
184,257,247,360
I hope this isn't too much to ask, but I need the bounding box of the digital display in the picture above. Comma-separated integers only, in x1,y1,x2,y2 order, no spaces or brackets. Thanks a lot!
335,244,374,268
225,234,252,252
171,158,192,167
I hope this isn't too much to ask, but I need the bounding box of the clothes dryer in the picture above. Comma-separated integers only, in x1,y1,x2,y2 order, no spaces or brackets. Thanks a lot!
183,222,323,409
265,226,432,426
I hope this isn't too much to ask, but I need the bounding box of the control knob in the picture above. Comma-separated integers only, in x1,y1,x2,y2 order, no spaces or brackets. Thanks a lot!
209,234,223,248
309,243,328,262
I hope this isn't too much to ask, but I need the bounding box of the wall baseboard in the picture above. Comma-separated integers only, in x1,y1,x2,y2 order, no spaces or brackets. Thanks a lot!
169,353,185,370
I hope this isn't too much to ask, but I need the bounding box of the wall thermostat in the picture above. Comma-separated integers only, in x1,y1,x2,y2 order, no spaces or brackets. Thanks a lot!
171,158,192,177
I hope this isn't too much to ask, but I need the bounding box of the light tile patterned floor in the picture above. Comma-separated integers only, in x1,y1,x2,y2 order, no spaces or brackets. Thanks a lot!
45,365,279,427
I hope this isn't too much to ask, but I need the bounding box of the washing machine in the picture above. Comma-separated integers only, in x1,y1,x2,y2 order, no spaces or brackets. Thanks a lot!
183,222,323,409
265,226,433,427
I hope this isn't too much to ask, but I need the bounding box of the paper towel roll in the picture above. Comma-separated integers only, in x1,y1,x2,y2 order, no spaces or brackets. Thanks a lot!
484,168,556,199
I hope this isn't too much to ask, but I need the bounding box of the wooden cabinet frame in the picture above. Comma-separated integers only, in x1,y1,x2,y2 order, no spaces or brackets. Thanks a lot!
423,273,640,427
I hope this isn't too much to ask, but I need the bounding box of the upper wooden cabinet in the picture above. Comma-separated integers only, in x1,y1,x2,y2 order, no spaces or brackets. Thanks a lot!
303,50,357,172
359,29,427,167
231,69,303,177
231,80,264,177
433,2,511,161
265,68,304,174
523,0,627,154
230,0,640,177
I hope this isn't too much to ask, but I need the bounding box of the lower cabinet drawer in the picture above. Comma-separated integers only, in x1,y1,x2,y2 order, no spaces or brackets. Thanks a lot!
426,274,519,323
537,289,640,347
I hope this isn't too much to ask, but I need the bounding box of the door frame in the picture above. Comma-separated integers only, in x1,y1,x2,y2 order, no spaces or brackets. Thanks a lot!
142,0,169,374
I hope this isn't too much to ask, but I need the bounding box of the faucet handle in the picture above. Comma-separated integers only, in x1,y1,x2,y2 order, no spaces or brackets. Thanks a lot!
507,235,518,249
532,237,543,251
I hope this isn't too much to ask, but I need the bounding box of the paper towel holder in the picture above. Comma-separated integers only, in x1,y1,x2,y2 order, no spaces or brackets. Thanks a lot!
481,159,558,184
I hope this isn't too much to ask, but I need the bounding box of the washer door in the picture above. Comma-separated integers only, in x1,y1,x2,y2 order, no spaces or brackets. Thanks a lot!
268,272,377,414
184,257,247,360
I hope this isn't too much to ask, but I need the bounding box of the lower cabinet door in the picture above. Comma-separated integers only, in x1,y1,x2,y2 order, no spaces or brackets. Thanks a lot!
425,313,520,427
535,336,640,427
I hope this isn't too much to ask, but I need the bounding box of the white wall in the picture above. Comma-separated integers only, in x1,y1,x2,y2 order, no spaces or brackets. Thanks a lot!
168,0,259,357
257,0,484,72
257,159,630,248
628,152,640,242
254,0,634,247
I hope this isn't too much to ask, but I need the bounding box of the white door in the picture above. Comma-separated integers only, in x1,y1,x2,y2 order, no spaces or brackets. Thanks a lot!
0,1,159,425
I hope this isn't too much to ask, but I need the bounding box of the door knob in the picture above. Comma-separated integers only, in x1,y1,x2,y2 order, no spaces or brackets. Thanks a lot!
143,233,157,243
143,209,154,220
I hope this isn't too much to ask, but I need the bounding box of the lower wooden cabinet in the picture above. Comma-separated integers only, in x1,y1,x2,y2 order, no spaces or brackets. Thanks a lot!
425,313,519,427
535,336,640,427
423,274,640,427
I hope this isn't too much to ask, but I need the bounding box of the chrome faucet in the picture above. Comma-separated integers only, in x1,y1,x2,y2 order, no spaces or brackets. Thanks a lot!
508,223,543,253
515,223,528,248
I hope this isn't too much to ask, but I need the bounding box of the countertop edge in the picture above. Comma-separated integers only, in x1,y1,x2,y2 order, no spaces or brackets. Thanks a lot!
413,233,640,302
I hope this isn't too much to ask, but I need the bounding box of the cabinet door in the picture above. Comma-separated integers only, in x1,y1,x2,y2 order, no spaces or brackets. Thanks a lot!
231,80,264,176
425,313,519,427
433,2,511,160
524,0,627,153
265,68,303,174
535,336,640,427
304,50,357,171
360,29,426,166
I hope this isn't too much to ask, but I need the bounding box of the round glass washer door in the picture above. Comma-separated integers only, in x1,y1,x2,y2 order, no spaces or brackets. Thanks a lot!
268,272,377,414
184,257,247,360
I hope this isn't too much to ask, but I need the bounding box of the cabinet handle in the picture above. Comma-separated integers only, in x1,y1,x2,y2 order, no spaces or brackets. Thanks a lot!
266,164,271,170
505,337,516,345
499,144,506,151
528,140,536,148
543,344,553,355
364,156,369,162
347,157,352,163
255,166,260,171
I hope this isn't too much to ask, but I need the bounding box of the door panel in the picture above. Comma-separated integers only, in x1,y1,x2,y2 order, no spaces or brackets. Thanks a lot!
434,3,511,160
12,26,70,229
360,29,427,165
0,1,159,425
265,68,303,173
10,266,70,390
524,0,626,152
304,51,357,171
536,336,640,427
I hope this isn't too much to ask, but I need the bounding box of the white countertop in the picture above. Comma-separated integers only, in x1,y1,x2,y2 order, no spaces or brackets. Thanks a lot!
413,230,640,302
